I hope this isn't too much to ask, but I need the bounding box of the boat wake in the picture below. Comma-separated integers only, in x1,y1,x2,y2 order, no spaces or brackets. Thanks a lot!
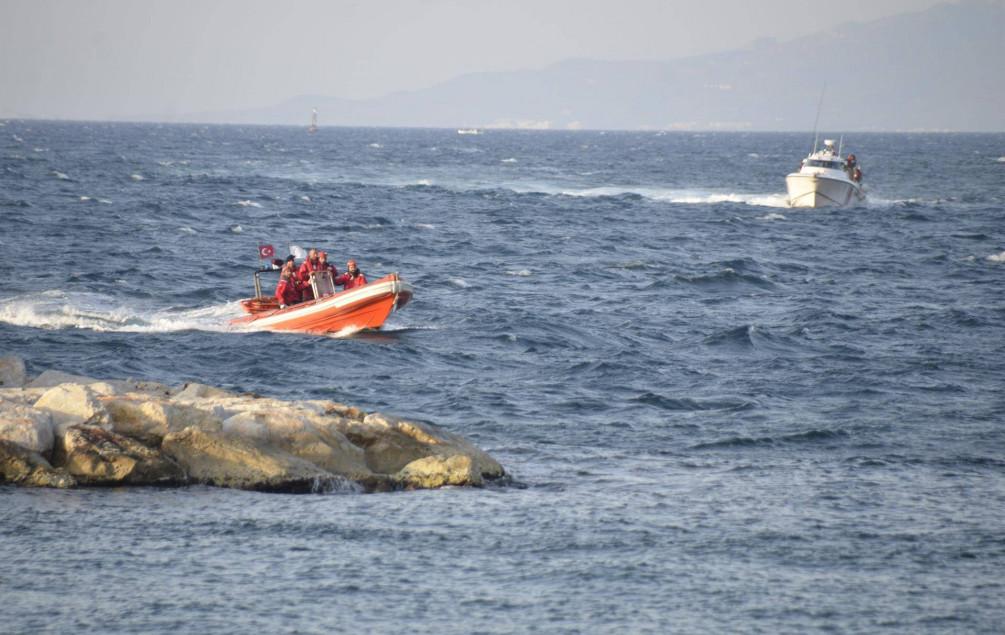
0,290,245,334
262,168,794,208
547,186,791,208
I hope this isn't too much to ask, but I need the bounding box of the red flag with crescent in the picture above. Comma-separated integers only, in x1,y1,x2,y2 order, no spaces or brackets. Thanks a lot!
258,244,275,259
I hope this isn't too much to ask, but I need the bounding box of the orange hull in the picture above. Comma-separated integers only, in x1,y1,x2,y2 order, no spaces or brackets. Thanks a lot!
231,274,413,335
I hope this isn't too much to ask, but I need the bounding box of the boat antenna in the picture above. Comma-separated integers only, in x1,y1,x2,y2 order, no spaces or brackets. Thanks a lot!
838,134,844,158
811,86,826,155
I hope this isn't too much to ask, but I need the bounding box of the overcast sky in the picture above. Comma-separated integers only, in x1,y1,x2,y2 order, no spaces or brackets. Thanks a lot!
1,0,948,121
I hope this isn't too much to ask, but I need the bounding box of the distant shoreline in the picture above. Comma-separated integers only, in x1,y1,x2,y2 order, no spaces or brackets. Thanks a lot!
3,118,1003,134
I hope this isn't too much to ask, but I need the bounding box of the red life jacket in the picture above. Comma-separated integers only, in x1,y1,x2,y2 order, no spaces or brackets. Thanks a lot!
297,259,324,283
335,271,368,290
275,277,301,306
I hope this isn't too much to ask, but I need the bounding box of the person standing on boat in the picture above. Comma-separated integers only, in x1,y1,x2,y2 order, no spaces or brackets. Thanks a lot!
335,259,368,290
845,154,863,183
297,248,325,300
275,267,301,309
317,251,338,278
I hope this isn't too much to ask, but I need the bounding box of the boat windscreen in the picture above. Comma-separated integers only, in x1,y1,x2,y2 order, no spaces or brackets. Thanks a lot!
806,159,844,169
311,271,336,298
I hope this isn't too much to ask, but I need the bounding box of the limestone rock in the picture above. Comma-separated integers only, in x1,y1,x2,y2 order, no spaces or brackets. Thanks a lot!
222,410,372,479
3,365,505,492
113,379,175,397
338,412,505,482
0,356,27,388
33,383,108,430
0,397,55,456
396,454,482,489
103,395,222,446
62,425,184,486
0,386,52,407
162,426,341,492
170,393,250,422
173,382,236,402
305,400,367,421
0,440,76,488
27,369,101,389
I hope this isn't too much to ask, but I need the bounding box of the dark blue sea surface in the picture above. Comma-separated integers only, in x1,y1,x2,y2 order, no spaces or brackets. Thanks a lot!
1,121,1004,633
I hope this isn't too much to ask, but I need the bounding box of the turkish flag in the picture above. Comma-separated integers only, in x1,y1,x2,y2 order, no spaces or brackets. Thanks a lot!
258,244,275,259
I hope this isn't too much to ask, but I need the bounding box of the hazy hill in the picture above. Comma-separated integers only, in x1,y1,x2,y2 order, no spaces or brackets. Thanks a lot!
189,1,1005,131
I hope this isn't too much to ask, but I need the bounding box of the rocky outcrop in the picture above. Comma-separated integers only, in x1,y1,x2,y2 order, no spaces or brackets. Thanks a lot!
27,369,102,389
340,413,505,481
63,425,185,486
34,383,109,430
103,395,222,446
162,426,349,493
221,410,372,480
0,440,76,488
0,398,55,456
396,454,483,489
0,355,506,493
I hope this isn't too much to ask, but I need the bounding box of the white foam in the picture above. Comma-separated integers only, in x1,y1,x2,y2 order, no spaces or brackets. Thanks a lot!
415,223,435,230
501,158,518,163
987,251,1005,263
380,322,442,333
130,173,145,181
300,195,311,202
554,185,790,208
759,213,786,221
53,171,69,180
449,278,469,288
368,143,383,149
80,196,112,204
0,290,245,334
505,269,532,277
996,156,1005,163
327,324,366,338
237,199,262,208
230,225,243,233
179,226,196,234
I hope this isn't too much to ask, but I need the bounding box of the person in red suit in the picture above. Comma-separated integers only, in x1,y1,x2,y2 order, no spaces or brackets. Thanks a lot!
335,259,368,290
297,248,325,300
275,266,301,308
317,251,338,278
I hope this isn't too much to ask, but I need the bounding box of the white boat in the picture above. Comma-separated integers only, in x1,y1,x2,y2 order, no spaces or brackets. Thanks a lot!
786,139,865,208
456,128,481,135
308,108,318,134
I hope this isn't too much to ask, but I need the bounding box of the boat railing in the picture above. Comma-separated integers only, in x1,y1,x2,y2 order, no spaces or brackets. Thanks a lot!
251,266,281,299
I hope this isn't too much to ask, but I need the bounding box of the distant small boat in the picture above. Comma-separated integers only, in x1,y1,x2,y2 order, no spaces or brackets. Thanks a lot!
308,108,318,134
786,139,865,208
457,128,481,135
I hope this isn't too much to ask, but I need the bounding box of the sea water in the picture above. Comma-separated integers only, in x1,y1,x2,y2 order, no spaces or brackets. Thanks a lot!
1,122,1004,634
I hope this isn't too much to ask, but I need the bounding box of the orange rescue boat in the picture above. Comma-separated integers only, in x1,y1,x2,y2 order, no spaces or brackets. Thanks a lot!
231,270,413,334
